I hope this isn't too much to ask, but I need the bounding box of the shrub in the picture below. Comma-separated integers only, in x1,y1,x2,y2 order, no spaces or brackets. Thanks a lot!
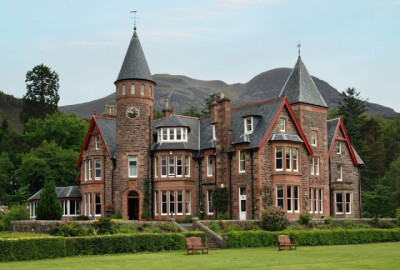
217,214,228,220
0,205,9,218
110,210,123,219
160,222,179,232
325,216,333,225
226,229,400,248
0,220,5,231
75,215,90,221
298,212,312,225
93,217,115,234
36,180,62,220
261,206,289,231
212,188,229,214
4,204,29,229
343,220,357,229
209,221,221,233
184,215,193,223
55,222,95,237
396,208,400,225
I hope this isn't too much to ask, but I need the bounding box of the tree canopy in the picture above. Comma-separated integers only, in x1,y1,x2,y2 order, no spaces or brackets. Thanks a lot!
36,180,62,220
20,64,60,124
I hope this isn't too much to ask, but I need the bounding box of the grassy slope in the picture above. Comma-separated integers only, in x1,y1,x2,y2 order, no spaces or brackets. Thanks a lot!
1,242,399,270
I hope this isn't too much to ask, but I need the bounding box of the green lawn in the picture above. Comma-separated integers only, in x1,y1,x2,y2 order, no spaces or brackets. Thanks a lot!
1,242,400,270
0,232,53,239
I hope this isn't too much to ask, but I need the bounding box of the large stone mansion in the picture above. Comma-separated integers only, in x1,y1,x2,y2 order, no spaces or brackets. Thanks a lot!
28,27,363,221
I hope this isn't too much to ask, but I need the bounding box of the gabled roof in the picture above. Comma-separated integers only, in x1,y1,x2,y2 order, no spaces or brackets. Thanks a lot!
27,186,81,201
116,30,154,83
77,115,116,166
280,56,328,108
327,117,363,166
155,114,190,129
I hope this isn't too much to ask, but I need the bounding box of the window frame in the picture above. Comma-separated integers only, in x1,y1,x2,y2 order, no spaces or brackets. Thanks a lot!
161,191,167,216
345,192,352,214
335,192,344,214
168,156,175,176
95,135,100,150
154,191,159,216
161,156,167,177
337,165,343,181
239,150,245,173
158,128,188,142
88,160,92,180
169,190,175,215
176,156,183,177
140,84,145,95
177,190,183,215
84,160,88,181
279,118,286,132
244,117,253,134
185,190,191,215
128,156,138,178
94,193,101,216
275,147,283,171
311,130,318,146
207,156,213,177
154,157,158,178
131,84,135,95
315,157,320,176
310,157,315,175
185,156,190,177
285,148,291,171
94,159,101,180
292,148,299,172
212,125,216,140
122,84,126,95
207,190,214,215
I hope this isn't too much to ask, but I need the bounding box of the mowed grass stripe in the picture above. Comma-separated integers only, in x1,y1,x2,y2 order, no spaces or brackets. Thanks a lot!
1,242,400,270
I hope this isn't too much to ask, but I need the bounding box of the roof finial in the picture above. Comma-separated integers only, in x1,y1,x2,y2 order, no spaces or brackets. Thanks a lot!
130,10,138,31
297,40,301,56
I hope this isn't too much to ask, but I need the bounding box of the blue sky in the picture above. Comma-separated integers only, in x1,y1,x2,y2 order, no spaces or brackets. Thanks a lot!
0,0,399,112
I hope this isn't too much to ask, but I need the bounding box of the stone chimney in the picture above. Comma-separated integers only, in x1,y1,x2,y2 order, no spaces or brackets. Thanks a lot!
216,92,232,188
104,105,117,117
211,94,218,124
162,99,172,117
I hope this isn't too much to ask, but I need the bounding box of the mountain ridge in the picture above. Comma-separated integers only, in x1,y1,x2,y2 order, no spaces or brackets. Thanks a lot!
59,68,399,119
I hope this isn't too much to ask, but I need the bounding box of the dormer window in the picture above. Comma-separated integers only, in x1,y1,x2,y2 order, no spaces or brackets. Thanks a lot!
158,128,188,142
244,117,253,134
212,125,216,140
280,118,286,132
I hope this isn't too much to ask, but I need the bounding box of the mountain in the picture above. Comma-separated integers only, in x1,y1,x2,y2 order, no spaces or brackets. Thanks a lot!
59,68,399,119
0,91,23,132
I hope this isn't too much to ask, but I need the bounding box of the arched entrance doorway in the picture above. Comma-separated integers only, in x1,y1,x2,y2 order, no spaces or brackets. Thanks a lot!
127,191,139,220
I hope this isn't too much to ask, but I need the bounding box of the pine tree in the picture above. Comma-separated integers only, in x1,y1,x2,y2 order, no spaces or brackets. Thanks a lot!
36,180,62,220
20,64,60,124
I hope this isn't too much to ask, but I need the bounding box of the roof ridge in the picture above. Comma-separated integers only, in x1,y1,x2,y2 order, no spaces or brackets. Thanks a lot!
94,115,116,120
231,96,283,112
327,117,341,122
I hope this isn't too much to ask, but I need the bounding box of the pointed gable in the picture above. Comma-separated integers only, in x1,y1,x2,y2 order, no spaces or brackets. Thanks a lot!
280,56,327,108
77,116,116,166
116,30,154,83
327,118,363,166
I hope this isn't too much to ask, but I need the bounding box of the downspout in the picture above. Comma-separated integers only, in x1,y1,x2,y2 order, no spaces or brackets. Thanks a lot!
228,152,233,219
250,150,255,220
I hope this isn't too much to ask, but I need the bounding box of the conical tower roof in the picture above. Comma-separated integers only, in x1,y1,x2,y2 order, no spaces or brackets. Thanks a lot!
280,56,327,107
116,29,154,83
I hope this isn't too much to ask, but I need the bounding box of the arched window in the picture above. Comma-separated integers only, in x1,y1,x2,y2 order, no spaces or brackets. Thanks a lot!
128,191,139,197
141,84,145,95
131,84,135,95
122,85,126,95
149,86,152,96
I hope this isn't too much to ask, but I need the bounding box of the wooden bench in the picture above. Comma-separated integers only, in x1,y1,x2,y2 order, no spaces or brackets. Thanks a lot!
186,236,208,255
278,235,296,251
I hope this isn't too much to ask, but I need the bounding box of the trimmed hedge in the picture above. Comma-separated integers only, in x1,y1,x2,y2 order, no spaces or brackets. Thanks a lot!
181,231,206,243
226,229,400,248
0,233,191,262
0,237,65,261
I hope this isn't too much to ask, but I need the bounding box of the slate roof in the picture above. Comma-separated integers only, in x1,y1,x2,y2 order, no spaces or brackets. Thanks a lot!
231,98,283,149
327,118,340,147
116,30,154,83
280,56,328,108
152,115,200,151
95,116,116,158
352,146,365,165
27,186,81,201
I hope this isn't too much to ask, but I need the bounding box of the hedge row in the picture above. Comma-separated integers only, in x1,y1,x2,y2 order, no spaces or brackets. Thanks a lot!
0,232,205,262
226,229,400,248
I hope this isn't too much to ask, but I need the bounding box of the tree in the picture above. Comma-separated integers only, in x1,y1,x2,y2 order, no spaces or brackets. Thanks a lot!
0,153,14,203
362,184,395,217
381,157,400,209
36,180,62,220
20,64,60,124
201,93,221,115
17,141,79,194
338,88,367,151
212,188,229,214
23,113,87,152
182,106,201,117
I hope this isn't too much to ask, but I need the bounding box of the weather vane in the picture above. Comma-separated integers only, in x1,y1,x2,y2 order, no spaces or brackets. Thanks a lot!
297,41,301,56
130,11,138,30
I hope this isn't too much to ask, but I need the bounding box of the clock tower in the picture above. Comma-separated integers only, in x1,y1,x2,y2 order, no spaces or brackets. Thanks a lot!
114,27,156,219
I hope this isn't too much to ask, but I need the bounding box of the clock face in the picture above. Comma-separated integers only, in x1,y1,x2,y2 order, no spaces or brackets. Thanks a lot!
126,107,139,119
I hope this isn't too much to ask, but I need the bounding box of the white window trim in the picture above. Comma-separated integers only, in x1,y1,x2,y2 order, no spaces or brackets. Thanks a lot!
310,157,315,175
161,191,167,216
275,147,283,171
140,84,145,95
128,156,138,178
185,156,190,177
94,159,101,180
94,193,101,216
161,156,167,177
95,135,100,150
185,190,191,215
169,190,175,216
293,148,299,172
239,150,245,173
131,84,135,95
309,188,314,213
207,156,213,177
280,118,286,132
84,160,88,181
337,165,343,181
88,160,92,180
294,186,300,213
311,131,318,146
177,190,183,215
276,186,284,209
287,186,293,213
244,117,253,134
319,189,323,214
207,190,214,215
154,157,158,178
337,142,342,154
158,128,188,143
346,192,352,214
315,157,320,176
335,193,344,214
285,148,291,171
168,156,175,176
176,156,183,177
154,191,159,216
